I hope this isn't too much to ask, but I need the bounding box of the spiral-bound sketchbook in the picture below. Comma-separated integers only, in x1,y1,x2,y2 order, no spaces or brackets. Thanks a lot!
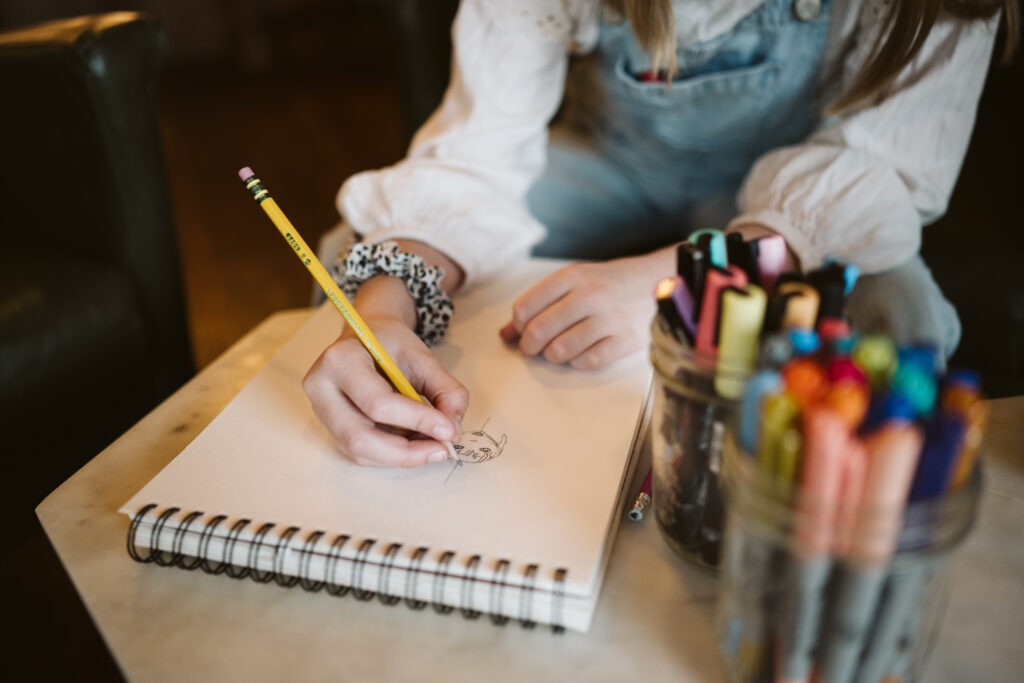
119,258,651,633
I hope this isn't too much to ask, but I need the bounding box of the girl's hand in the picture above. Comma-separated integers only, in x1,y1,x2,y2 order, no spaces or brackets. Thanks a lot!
499,248,675,369
302,276,468,468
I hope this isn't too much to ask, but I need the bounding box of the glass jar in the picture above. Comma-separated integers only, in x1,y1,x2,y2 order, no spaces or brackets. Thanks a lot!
649,315,751,573
715,428,982,683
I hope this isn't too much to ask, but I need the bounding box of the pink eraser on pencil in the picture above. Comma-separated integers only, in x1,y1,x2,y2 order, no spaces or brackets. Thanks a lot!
238,167,255,181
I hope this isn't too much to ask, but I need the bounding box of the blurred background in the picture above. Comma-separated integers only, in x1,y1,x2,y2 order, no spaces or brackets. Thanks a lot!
0,1,458,680
1,0,457,369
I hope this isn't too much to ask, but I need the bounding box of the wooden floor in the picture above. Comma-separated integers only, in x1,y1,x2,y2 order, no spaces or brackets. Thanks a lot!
158,63,409,369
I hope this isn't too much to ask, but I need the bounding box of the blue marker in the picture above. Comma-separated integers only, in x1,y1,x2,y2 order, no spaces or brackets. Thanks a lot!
740,369,783,453
889,363,937,418
897,343,939,374
823,256,860,295
908,410,967,502
860,390,916,435
689,228,727,269
788,328,820,356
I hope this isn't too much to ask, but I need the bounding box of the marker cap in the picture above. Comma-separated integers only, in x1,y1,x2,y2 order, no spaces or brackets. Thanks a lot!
861,390,917,434
689,228,727,269
788,328,820,356
897,344,939,374
759,332,794,369
890,364,937,417
851,335,897,388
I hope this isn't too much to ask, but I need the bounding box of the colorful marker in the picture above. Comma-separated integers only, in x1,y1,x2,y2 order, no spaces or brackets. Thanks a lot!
689,227,728,269
715,283,767,399
695,266,748,356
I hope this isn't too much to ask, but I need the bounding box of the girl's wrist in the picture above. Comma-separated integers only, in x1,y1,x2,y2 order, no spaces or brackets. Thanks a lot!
333,240,455,346
352,275,418,331
394,239,465,294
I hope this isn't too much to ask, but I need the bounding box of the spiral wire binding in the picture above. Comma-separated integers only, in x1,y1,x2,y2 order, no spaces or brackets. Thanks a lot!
432,551,456,615
274,527,302,588
199,515,229,574
325,534,352,597
248,523,277,583
126,502,157,562
490,560,511,626
351,539,377,601
377,543,403,605
404,547,430,611
224,519,252,579
129,505,569,632
552,568,568,634
519,564,539,628
298,531,326,592
152,506,180,567
175,511,205,570
460,555,483,620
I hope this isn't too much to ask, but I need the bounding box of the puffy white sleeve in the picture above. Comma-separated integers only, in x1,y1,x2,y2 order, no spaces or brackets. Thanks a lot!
337,0,600,287
728,8,1000,274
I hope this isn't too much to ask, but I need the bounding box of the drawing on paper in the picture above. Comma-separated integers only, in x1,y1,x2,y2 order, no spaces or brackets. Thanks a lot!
443,420,508,484
452,420,508,463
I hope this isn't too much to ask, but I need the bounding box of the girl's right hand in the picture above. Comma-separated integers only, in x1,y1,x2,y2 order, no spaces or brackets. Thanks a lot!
302,275,468,468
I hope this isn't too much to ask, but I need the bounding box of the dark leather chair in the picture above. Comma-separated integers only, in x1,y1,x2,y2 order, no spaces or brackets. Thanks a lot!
0,12,194,540
0,12,192,681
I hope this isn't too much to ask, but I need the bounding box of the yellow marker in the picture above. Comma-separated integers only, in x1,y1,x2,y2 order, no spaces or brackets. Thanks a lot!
237,166,422,402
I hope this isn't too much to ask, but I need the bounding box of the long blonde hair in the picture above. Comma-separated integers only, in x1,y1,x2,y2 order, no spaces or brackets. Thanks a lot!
608,0,1020,113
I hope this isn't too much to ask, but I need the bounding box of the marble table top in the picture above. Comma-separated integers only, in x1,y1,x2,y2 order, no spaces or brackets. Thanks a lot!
36,309,1024,682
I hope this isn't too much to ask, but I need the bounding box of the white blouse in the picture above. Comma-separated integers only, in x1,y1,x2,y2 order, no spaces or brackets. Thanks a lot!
337,0,1000,286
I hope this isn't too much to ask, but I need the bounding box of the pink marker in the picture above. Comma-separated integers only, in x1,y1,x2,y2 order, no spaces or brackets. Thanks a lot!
850,419,924,563
754,234,789,292
777,404,855,683
794,405,852,556
818,412,924,683
833,436,868,556
694,265,748,356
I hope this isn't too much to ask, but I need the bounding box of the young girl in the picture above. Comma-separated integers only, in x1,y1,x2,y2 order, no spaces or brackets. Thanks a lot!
304,0,1018,467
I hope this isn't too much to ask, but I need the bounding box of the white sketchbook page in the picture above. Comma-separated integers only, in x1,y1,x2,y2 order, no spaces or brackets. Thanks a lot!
120,259,650,603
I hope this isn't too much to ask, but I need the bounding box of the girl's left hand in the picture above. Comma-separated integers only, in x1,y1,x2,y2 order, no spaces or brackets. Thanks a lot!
499,248,674,369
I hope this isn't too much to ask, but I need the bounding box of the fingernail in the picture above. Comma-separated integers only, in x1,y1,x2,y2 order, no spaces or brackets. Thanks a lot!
432,425,454,441
499,322,520,344
427,450,449,464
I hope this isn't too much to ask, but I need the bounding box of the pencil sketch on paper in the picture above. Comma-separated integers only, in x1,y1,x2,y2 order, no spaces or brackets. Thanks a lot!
444,420,508,483
453,420,508,463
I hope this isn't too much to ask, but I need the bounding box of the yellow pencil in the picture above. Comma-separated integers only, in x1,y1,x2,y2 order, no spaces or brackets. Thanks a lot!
237,167,422,403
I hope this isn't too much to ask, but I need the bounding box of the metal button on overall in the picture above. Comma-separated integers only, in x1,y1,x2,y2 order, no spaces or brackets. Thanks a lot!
793,0,822,21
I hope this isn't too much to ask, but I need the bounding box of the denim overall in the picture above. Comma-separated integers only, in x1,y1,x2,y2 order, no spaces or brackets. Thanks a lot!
528,0,833,258
527,0,962,360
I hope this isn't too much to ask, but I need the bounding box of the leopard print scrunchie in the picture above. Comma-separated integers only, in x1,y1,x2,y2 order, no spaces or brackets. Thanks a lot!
332,240,453,346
